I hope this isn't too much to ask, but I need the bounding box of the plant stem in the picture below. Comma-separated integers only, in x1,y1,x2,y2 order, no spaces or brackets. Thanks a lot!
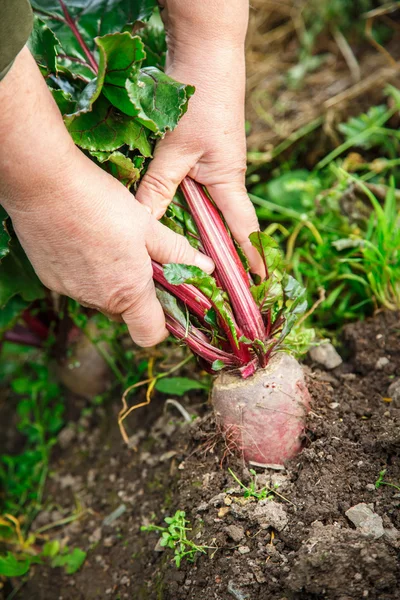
58,0,98,73
181,178,265,344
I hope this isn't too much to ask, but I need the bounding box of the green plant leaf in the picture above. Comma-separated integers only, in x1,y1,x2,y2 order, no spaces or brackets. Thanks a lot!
211,359,226,371
42,540,61,558
0,216,11,261
0,295,29,334
0,237,45,308
250,277,283,313
51,547,87,574
65,96,152,154
338,105,388,149
0,552,31,577
28,16,58,75
126,67,195,135
51,88,76,114
90,151,144,186
155,377,207,396
96,32,145,117
249,231,282,275
31,0,157,67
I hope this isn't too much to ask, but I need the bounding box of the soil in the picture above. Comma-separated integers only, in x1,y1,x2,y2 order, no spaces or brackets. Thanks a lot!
4,311,399,600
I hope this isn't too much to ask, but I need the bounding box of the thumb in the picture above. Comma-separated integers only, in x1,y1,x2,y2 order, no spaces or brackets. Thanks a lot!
205,179,265,278
146,216,214,273
136,144,193,219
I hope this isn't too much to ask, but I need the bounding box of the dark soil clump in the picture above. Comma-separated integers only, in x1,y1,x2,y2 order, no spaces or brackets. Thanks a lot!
7,313,400,599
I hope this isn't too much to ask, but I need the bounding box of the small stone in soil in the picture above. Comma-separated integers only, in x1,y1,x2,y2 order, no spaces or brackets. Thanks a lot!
309,342,343,370
345,503,384,539
225,524,245,542
375,356,389,369
252,500,288,531
238,545,250,554
387,378,400,405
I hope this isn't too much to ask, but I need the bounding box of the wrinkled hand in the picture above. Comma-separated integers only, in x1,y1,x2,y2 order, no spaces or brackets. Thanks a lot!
6,149,214,346
0,49,214,347
136,35,263,273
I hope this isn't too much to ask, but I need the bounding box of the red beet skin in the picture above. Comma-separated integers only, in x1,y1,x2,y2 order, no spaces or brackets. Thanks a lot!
211,353,311,465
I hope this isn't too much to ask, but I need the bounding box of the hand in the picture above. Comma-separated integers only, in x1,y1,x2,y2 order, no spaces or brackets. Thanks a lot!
136,1,263,275
0,49,214,347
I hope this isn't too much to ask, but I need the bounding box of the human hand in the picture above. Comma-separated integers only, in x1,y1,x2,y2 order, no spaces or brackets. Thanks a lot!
136,1,263,275
0,49,214,347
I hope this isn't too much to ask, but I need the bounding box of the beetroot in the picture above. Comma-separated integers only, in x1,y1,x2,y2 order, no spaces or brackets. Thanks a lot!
154,177,312,465
212,353,311,465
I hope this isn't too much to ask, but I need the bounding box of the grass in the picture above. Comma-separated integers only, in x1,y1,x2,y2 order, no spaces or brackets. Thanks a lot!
375,469,400,493
248,85,400,331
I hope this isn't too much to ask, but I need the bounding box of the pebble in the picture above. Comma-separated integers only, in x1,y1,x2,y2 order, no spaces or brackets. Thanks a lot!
218,506,230,518
387,378,400,406
252,500,288,531
225,524,245,542
375,357,389,369
309,342,343,370
238,545,251,554
345,503,384,539
58,426,76,449
120,576,130,586
365,484,376,492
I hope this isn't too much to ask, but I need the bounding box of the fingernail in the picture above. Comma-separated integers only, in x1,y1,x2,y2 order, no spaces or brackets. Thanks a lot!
195,253,215,274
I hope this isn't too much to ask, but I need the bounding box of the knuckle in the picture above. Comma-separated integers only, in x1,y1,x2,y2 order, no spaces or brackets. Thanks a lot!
142,171,173,199
171,234,192,264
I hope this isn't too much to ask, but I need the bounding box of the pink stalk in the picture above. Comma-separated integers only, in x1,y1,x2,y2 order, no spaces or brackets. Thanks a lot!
180,178,265,343
59,0,99,74
153,261,252,365
152,261,212,320
165,315,237,368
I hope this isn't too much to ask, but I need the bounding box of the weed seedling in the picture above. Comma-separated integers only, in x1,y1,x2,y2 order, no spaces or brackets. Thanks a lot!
375,469,400,493
228,468,278,501
141,510,208,568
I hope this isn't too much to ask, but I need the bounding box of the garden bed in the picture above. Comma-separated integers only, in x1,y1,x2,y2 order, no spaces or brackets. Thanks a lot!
8,311,399,600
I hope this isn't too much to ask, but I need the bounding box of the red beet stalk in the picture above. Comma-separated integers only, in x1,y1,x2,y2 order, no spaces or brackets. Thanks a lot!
180,178,265,343
165,314,238,367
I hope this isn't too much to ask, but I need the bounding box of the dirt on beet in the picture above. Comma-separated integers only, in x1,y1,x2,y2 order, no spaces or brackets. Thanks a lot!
3,312,398,600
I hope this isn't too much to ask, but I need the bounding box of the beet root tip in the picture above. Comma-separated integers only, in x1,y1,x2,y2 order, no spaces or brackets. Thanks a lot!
211,353,311,465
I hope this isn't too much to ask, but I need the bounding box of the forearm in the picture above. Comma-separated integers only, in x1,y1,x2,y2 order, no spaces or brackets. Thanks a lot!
161,0,249,55
0,48,76,210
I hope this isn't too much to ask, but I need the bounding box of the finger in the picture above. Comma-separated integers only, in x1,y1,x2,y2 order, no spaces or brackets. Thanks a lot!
121,276,169,348
205,180,265,277
136,142,195,220
146,217,215,273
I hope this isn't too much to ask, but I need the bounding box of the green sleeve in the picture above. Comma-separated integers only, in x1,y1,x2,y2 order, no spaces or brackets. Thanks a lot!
0,0,33,80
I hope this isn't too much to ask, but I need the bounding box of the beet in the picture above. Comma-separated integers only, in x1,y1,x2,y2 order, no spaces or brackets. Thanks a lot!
212,353,311,465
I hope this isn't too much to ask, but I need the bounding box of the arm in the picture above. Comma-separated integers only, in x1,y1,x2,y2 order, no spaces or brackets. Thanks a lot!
136,0,263,274
0,48,213,346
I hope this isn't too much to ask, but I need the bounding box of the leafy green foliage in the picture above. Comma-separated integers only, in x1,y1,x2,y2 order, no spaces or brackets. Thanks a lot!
0,360,64,516
141,510,208,568
155,377,208,396
0,552,32,577
51,546,87,574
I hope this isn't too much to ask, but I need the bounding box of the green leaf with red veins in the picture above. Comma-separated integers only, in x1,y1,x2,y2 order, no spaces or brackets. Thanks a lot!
250,277,283,313
65,96,152,154
126,67,195,135
163,263,239,347
249,231,283,276
28,17,59,75
96,33,146,117
31,0,156,68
